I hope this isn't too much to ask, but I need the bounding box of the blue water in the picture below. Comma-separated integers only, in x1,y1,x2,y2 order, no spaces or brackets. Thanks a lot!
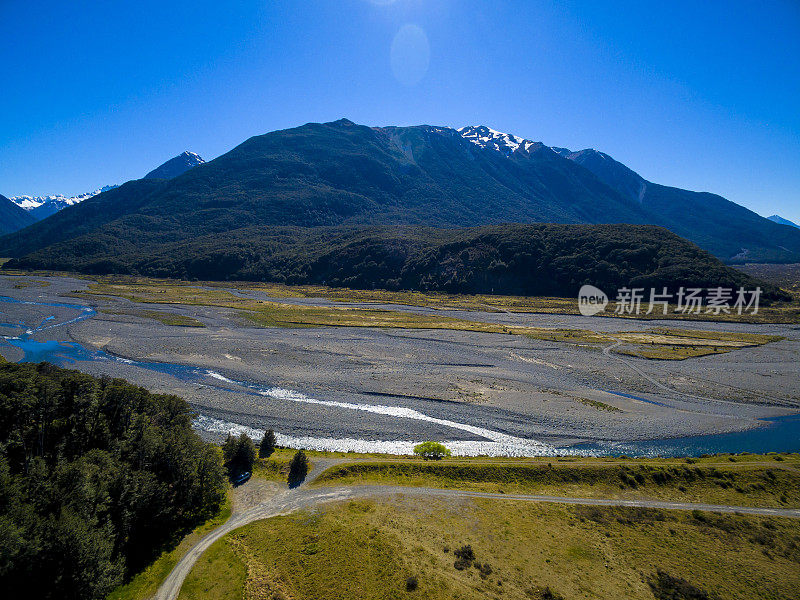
570,413,800,457
1,295,798,457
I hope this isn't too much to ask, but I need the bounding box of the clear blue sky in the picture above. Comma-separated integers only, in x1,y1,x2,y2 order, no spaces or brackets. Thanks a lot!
1,0,798,222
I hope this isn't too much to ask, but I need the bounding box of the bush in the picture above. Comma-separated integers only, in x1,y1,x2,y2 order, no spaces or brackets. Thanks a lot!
288,450,309,487
453,544,475,570
405,576,418,591
413,441,451,461
648,569,712,600
259,428,277,458
222,433,257,479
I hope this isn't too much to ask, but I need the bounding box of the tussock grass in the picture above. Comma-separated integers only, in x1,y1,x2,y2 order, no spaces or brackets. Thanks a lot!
179,496,800,600
76,281,783,360
314,461,800,508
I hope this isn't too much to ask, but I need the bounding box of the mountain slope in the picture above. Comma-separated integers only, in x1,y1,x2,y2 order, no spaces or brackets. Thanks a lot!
11,185,119,220
561,148,800,263
2,118,798,281
8,223,781,299
0,193,37,235
144,151,205,179
767,215,800,229
0,119,652,265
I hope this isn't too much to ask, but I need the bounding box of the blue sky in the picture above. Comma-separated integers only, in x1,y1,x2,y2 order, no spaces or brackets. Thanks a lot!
1,0,798,222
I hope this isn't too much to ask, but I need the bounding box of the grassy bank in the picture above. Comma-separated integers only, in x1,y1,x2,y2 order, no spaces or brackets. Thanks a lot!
314,457,800,508
178,495,800,600
77,272,800,323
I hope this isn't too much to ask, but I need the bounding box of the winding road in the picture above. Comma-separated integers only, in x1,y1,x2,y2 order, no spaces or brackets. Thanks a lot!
154,461,800,600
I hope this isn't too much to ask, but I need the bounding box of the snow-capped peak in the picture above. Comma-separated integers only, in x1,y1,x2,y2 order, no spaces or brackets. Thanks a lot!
10,185,118,219
458,125,538,155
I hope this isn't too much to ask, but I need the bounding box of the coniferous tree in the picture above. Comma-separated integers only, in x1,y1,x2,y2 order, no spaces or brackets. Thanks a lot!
287,450,309,487
259,428,277,458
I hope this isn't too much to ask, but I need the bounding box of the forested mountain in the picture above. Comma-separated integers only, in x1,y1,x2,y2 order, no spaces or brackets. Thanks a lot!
6,222,783,300
562,148,800,263
0,363,227,600
0,193,36,235
2,119,798,291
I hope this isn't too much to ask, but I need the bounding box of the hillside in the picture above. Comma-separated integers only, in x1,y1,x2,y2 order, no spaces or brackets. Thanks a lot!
562,149,800,263
0,193,36,235
2,119,798,284
7,222,784,300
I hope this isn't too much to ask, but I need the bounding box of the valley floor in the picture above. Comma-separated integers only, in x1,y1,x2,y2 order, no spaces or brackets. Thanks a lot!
0,273,798,453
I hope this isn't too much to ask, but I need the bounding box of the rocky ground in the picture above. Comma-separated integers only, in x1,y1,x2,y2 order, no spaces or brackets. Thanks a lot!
0,274,797,452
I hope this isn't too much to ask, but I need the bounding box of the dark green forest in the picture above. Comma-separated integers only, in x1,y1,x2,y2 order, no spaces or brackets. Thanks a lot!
0,362,227,600
6,223,786,301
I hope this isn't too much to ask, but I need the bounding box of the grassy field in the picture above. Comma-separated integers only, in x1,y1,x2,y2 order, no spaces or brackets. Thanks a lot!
100,308,206,327
72,280,784,360
252,450,308,481
178,495,800,600
75,272,800,323
314,456,800,508
3,267,795,322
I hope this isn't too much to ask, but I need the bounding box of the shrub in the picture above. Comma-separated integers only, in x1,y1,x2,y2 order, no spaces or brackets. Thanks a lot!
413,441,452,460
453,544,475,570
405,576,418,591
648,569,712,600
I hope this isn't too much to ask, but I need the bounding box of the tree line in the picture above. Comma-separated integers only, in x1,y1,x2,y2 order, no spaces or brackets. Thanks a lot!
0,362,227,600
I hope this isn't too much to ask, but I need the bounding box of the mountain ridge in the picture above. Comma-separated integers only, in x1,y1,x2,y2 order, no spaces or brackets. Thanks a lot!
2,119,798,292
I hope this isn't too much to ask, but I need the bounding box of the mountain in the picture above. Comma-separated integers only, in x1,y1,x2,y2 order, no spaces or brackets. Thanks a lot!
0,193,37,236
144,151,205,179
0,119,655,264
0,119,796,294
11,185,119,220
556,149,800,263
767,215,800,229
8,151,204,223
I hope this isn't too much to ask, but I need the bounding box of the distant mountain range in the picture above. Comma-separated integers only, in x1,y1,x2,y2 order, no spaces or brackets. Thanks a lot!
0,119,794,297
0,193,36,236
10,185,119,220
5,151,204,225
767,215,800,229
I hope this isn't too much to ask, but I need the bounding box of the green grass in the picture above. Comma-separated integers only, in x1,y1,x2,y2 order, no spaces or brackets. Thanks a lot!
575,397,623,412
100,308,206,327
107,494,232,600
314,460,800,508
252,450,303,481
179,496,800,600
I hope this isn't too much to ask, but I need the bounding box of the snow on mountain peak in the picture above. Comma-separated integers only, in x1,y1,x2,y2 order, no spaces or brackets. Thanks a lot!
10,185,118,219
457,125,538,156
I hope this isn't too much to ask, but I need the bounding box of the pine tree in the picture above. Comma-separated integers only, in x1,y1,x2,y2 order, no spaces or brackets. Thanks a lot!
287,450,309,487
259,428,277,458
